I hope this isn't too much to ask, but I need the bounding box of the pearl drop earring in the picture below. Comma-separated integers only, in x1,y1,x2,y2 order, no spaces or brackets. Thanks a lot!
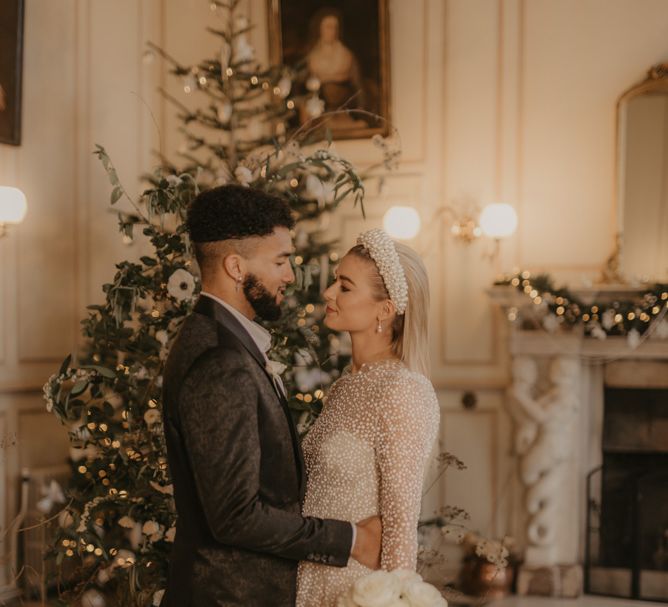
236,277,242,292
376,320,383,333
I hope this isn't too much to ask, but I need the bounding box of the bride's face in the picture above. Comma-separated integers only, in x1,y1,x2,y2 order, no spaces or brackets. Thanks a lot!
323,253,388,333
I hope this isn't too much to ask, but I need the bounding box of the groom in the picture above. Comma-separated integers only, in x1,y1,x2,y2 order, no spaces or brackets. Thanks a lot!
161,185,381,606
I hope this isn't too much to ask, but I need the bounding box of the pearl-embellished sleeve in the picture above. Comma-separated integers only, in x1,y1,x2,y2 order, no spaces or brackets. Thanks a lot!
376,374,439,571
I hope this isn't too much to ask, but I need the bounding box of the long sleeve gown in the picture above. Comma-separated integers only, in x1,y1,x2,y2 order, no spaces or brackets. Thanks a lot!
295,359,440,607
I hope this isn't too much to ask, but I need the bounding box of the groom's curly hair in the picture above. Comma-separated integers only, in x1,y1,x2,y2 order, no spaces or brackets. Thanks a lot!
187,185,295,274
187,184,295,243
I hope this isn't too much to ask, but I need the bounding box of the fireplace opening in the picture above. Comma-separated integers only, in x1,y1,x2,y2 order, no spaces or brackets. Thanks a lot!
586,386,668,602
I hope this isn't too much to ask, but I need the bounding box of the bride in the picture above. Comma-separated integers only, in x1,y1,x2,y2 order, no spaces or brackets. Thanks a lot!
296,229,440,606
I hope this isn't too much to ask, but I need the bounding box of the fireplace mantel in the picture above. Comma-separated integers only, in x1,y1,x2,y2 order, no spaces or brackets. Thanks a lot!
489,285,668,597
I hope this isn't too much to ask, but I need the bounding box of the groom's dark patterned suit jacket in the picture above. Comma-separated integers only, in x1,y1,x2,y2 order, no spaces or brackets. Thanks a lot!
160,296,352,606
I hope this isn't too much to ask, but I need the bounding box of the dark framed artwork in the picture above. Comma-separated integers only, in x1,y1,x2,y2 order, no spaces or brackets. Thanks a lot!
268,0,391,140
0,0,25,146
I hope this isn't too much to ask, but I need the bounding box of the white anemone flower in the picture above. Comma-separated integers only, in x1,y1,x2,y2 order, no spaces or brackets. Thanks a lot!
167,269,196,303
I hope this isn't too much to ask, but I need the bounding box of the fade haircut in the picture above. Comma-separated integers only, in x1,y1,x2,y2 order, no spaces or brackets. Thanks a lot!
187,185,295,276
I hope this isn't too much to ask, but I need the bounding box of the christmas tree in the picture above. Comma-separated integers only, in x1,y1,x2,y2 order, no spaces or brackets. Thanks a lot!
42,1,398,605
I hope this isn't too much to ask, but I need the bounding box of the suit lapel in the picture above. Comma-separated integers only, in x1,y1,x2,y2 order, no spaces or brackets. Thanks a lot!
193,296,306,494
194,296,268,374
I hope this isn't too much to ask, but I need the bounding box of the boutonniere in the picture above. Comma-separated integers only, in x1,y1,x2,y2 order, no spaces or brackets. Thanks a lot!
265,359,287,378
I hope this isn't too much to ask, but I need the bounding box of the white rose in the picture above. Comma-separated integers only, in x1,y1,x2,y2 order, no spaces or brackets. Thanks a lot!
295,367,329,392
165,175,181,187
304,174,335,206
352,570,401,607
602,309,616,330
305,95,325,118
167,269,196,302
153,589,166,606
234,166,254,186
591,324,607,340
144,409,161,427
391,569,423,591
118,516,135,529
306,76,321,92
142,520,160,536
336,588,359,607
294,348,313,366
232,35,254,63
266,359,287,377
402,581,448,607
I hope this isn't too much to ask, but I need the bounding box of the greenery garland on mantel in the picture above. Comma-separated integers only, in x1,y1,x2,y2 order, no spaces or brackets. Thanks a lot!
493,271,668,341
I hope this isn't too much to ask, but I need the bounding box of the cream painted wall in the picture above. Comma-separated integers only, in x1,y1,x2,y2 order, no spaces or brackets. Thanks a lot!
0,0,163,588
1,0,667,579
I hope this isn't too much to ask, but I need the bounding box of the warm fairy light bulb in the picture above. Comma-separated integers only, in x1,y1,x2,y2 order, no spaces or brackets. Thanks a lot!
383,206,421,240
0,186,27,228
479,203,517,239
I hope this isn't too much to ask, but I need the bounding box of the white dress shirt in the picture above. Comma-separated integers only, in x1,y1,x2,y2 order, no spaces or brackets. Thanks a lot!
200,292,285,397
199,292,357,553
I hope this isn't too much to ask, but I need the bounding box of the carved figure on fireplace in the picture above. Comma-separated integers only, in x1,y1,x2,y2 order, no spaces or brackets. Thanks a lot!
508,356,580,565
507,357,539,456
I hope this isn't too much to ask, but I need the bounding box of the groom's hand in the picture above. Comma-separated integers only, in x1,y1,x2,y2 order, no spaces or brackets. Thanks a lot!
351,515,382,570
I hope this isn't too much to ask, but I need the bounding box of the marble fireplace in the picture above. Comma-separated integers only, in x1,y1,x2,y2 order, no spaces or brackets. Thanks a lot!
490,286,668,600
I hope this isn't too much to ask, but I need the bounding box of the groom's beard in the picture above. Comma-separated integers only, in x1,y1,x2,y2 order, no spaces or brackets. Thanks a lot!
243,273,283,321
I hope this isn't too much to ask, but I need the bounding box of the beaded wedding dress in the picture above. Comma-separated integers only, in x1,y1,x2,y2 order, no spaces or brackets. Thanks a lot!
295,359,440,607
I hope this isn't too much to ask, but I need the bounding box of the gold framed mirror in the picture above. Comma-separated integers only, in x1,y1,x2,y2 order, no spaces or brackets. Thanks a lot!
614,64,668,283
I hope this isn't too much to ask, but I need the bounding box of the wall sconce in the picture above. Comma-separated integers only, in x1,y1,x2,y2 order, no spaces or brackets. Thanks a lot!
379,201,518,265
383,206,421,240
447,201,517,244
479,203,518,239
0,186,28,237
450,216,483,243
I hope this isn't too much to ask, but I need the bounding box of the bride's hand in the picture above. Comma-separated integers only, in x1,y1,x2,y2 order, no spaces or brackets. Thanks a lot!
351,515,382,570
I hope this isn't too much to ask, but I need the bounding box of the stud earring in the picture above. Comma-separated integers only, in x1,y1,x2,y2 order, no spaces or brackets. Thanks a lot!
376,320,383,333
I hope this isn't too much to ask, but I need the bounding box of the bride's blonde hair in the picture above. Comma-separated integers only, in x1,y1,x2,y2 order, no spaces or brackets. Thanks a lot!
348,241,431,378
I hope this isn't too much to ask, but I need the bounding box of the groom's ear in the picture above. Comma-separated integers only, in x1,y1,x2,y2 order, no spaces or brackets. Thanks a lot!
222,253,244,281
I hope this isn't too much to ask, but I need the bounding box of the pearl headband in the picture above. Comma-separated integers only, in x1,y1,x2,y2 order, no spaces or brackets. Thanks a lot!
356,228,409,315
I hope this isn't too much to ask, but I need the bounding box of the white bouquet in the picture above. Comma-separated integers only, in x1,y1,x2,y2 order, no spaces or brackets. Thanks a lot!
337,570,447,607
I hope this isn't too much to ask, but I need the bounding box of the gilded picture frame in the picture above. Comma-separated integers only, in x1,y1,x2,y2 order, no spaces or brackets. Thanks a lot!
0,0,25,146
268,0,391,140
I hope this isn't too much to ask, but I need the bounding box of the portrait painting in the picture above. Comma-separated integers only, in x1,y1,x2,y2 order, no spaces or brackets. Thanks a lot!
0,0,24,146
268,0,391,140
